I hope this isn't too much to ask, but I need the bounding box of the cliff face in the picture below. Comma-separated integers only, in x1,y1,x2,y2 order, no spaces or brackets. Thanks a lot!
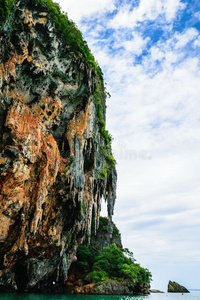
0,0,116,292
90,217,122,251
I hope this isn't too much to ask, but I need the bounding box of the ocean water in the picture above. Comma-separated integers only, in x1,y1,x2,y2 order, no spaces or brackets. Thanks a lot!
0,292,199,300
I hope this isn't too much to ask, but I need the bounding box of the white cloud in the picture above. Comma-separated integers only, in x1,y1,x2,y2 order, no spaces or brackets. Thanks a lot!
174,28,199,49
149,28,200,69
194,36,200,47
56,0,200,290
109,0,185,29
58,0,116,24
122,32,150,55
101,26,200,290
163,0,186,21
194,11,200,20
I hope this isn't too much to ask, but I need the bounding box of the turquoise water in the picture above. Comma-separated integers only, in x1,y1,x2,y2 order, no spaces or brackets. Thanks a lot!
0,292,199,300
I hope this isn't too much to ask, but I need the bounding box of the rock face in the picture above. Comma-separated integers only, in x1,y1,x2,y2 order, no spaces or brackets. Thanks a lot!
66,280,150,295
168,281,190,293
90,216,122,251
0,0,116,292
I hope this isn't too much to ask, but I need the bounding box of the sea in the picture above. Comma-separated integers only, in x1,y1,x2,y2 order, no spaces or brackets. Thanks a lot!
0,292,199,300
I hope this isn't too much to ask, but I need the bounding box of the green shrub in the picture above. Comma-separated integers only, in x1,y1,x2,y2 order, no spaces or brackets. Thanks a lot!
63,232,72,246
97,169,107,179
76,245,94,270
105,154,116,167
81,198,86,214
90,244,152,284
0,0,14,26
98,216,109,232
86,270,109,283
113,222,120,238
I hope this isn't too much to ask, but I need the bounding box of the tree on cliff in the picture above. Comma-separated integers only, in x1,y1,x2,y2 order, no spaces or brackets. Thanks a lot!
71,217,152,286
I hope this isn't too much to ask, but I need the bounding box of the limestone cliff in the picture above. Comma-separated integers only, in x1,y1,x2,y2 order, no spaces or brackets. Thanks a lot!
0,0,117,292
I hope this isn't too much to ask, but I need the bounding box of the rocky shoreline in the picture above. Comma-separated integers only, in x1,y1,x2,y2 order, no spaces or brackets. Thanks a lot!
150,289,164,293
66,280,150,295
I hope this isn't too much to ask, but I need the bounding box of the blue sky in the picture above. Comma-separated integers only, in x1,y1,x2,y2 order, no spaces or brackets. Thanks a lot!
57,0,200,291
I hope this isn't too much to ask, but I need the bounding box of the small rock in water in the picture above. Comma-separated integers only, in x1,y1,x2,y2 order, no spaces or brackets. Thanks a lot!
167,280,190,293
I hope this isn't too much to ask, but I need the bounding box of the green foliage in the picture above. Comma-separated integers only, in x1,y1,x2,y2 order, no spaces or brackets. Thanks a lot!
97,169,107,179
93,216,120,238
123,248,135,262
76,245,94,271
105,154,116,167
63,155,75,173
91,244,152,284
0,0,14,26
86,270,109,283
63,232,72,246
81,198,86,214
73,218,152,285
70,156,74,164
112,222,120,238
98,216,109,232
94,87,113,146
74,242,152,285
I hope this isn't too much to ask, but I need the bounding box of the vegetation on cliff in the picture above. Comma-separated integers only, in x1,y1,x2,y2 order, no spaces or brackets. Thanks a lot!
96,216,121,238
0,0,13,25
76,244,152,285
71,217,152,286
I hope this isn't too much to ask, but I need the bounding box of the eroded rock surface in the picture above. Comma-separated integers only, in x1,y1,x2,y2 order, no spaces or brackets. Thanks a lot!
0,0,116,292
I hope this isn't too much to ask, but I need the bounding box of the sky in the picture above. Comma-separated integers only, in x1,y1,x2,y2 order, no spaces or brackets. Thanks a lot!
57,0,200,291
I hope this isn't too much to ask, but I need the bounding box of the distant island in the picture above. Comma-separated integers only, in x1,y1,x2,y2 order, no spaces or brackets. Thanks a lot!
168,280,190,293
